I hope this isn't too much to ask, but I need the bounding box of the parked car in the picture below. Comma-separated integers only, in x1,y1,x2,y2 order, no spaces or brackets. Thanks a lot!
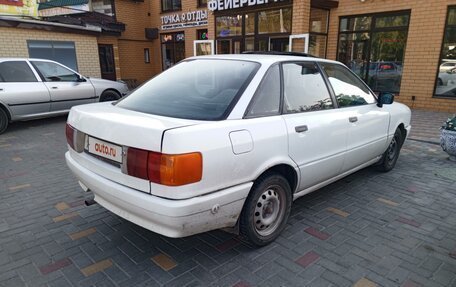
65,53,411,246
437,67,456,86
0,58,129,134
367,61,402,93
439,60,456,73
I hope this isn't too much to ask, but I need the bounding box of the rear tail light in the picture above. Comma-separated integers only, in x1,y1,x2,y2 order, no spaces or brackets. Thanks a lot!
65,123,85,152
126,147,202,186
66,123,75,149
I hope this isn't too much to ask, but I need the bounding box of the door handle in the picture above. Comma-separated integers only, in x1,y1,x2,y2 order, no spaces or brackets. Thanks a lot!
295,125,308,133
51,86,58,89
349,116,358,123
0,88,3,91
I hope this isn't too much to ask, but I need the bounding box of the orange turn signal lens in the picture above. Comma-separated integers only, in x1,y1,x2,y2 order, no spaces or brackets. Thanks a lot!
148,152,202,186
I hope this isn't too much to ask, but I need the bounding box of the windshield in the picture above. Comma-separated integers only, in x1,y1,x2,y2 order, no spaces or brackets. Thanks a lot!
117,59,260,120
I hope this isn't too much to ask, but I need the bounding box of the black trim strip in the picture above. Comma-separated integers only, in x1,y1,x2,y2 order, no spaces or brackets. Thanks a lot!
8,96,98,107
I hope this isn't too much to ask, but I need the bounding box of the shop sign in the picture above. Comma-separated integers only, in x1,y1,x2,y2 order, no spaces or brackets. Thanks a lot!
0,0,38,17
208,0,285,12
161,33,185,42
161,10,208,31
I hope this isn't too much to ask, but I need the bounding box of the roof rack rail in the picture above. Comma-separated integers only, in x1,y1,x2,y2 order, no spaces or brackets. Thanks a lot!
241,51,316,58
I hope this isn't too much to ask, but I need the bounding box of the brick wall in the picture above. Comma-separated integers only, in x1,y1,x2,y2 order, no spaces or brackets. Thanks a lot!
0,27,101,77
327,0,456,112
114,0,157,83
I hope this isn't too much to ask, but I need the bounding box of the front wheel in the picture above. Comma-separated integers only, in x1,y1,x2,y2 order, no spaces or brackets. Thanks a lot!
0,108,8,135
376,128,403,172
239,173,291,246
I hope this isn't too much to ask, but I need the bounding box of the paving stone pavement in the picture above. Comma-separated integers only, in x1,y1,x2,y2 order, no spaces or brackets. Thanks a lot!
409,109,453,144
1,116,456,287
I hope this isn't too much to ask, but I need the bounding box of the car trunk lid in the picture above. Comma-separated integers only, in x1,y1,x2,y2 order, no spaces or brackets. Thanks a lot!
67,102,201,193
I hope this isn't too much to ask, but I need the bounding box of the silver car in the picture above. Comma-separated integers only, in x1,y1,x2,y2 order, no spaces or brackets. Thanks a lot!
0,58,129,134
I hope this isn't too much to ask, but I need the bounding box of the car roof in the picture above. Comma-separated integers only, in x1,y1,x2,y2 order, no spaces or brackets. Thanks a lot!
0,58,57,62
187,53,344,66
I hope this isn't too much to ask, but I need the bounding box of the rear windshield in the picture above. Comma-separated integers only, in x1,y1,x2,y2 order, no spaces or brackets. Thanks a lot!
116,59,260,120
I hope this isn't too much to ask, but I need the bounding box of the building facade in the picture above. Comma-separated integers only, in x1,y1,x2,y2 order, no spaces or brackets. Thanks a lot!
1,0,455,112
201,0,456,112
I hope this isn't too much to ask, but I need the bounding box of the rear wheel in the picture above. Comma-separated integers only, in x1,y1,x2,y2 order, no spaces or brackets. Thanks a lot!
0,108,8,135
100,90,120,102
239,173,291,246
376,128,403,172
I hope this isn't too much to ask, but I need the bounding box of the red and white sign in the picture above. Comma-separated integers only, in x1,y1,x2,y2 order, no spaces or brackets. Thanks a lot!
88,136,122,163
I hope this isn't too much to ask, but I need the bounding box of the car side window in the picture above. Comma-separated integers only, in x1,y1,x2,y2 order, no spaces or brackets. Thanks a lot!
320,62,376,107
245,65,281,117
0,61,37,83
31,61,79,82
282,62,334,113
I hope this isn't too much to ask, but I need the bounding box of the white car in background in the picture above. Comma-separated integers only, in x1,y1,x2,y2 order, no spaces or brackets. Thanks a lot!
65,53,411,246
0,58,129,134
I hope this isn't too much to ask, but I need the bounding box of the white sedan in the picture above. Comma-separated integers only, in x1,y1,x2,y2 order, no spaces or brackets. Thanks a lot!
65,53,411,246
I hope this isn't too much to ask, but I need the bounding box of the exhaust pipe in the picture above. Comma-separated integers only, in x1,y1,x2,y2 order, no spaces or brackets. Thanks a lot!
84,198,97,206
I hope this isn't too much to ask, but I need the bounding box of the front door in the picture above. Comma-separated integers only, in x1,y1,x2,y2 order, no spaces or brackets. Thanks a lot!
31,60,96,112
98,44,116,81
319,62,390,172
281,62,348,191
0,60,50,118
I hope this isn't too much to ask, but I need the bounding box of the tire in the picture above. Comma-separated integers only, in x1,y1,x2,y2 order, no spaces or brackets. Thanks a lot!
239,173,292,246
100,90,120,102
376,128,403,172
0,108,8,135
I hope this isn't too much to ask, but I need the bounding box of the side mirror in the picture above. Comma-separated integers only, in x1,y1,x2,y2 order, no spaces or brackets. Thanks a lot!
377,92,394,108
77,75,87,82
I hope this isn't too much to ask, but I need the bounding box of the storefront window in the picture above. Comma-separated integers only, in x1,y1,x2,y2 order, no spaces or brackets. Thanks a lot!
215,7,291,53
161,32,185,70
245,13,255,35
162,0,181,12
340,16,371,32
337,12,410,94
258,8,291,34
216,15,242,37
435,6,456,97
309,8,329,58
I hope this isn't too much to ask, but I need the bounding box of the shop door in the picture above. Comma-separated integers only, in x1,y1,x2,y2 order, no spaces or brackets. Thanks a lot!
233,39,242,54
98,44,116,81
270,37,289,52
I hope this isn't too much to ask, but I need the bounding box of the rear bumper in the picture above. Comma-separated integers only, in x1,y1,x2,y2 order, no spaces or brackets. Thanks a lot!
65,151,252,237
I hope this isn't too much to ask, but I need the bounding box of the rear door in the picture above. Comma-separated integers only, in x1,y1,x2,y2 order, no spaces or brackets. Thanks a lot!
281,62,348,191
0,60,50,118
31,60,96,111
319,62,390,172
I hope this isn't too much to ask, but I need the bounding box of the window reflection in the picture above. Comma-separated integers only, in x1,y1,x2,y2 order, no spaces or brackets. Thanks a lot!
216,16,242,37
258,8,291,34
283,62,333,113
320,63,376,107
435,7,456,97
337,12,409,94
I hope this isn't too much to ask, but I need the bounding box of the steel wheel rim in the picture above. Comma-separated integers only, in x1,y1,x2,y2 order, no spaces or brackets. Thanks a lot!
253,185,285,237
387,136,398,163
